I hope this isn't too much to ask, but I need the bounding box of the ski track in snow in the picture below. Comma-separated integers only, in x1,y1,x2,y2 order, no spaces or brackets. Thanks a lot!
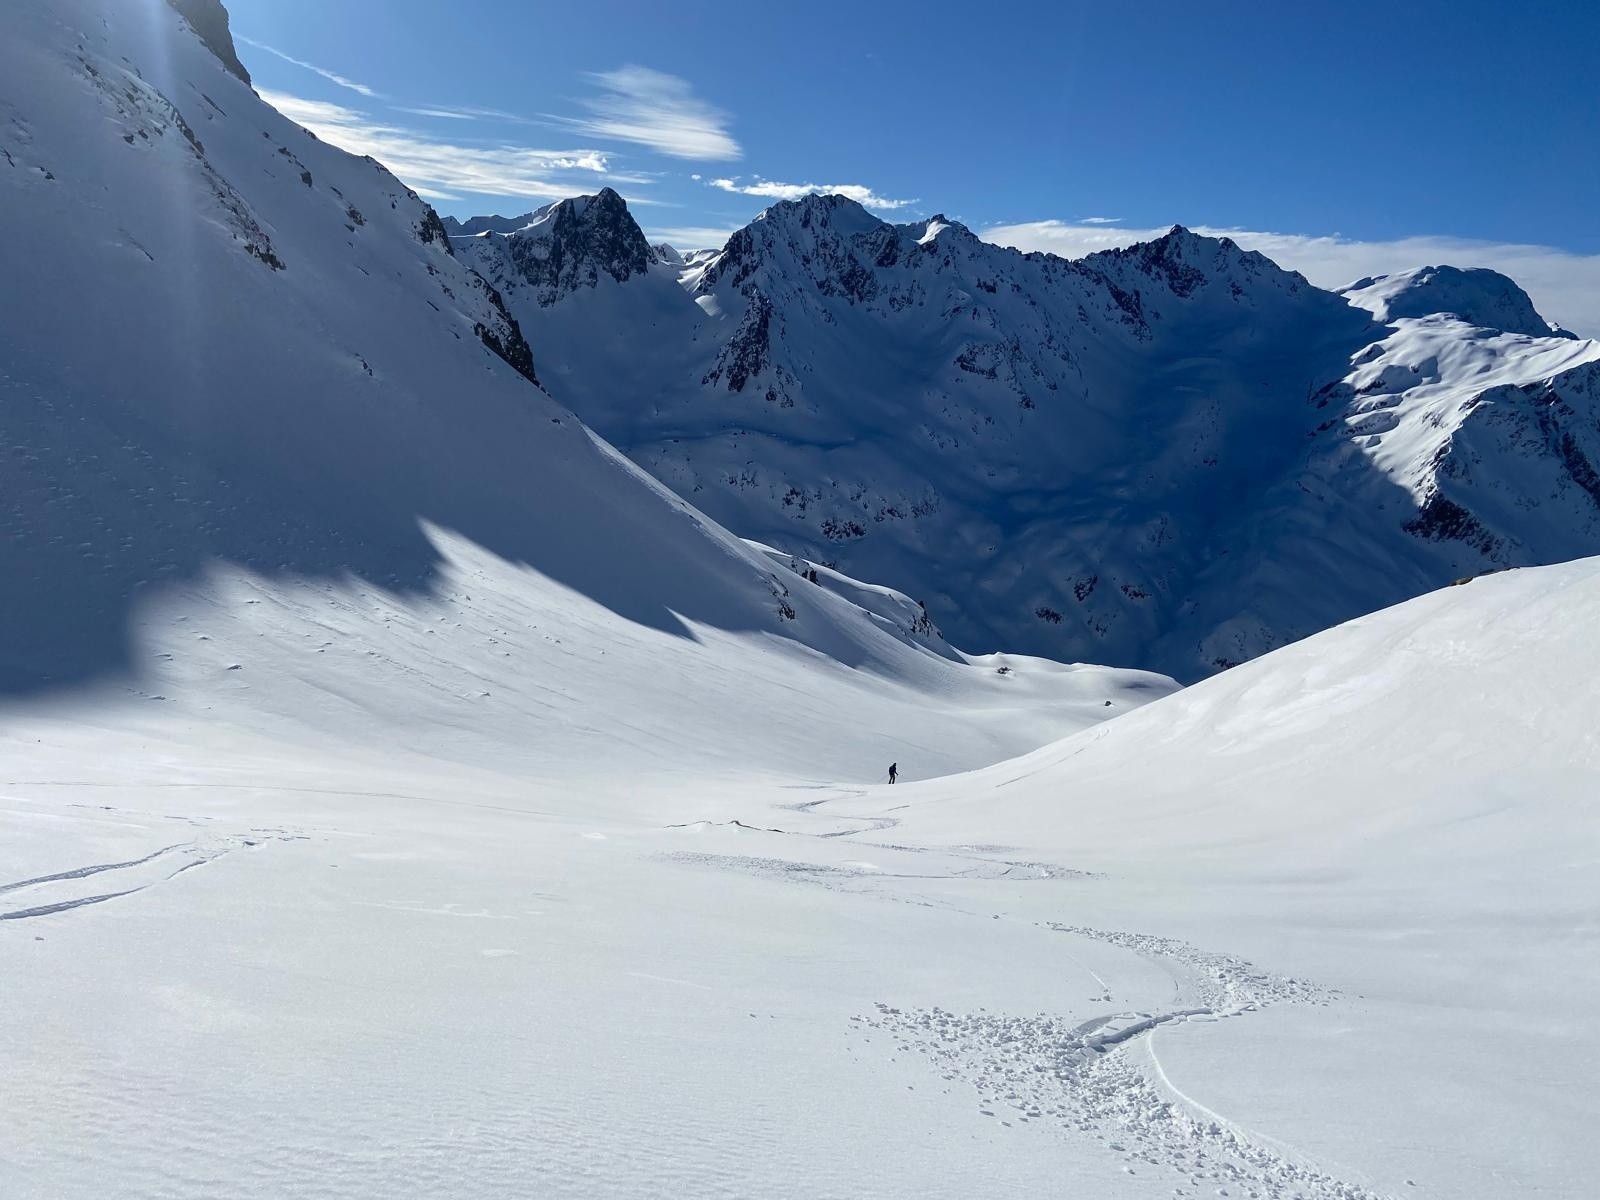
687,788,1376,1197
663,799,1101,887
0,824,303,922
860,922,1378,1200
0,843,188,895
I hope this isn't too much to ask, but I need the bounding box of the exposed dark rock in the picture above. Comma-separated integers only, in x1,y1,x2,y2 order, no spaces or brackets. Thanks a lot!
474,320,537,386
166,0,251,86
704,293,774,394
247,243,284,271
496,188,653,307
416,206,455,257
1404,492,1500,558
466,274,539,386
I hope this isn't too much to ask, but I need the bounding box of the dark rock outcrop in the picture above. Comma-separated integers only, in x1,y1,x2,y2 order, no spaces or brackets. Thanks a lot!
166,0,252,85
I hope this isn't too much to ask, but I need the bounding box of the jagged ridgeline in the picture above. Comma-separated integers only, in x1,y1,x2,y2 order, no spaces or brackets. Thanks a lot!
456,190,1600,679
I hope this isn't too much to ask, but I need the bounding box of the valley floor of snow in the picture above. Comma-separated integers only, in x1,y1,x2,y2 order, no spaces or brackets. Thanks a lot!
4,552,1596,1199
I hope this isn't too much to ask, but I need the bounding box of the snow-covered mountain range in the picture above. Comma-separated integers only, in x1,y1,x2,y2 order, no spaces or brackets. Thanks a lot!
0,0,1166,766
458,190,1600,678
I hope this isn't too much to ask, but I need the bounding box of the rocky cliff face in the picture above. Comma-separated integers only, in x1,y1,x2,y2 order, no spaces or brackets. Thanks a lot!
165,0,251,84
453,188,656,309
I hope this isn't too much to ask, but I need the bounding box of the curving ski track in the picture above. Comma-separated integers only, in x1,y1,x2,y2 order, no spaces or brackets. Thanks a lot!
863,929,1386,1199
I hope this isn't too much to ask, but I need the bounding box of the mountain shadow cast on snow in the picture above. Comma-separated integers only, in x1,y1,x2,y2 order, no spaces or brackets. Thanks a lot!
0,361,800,699
0,0,842,702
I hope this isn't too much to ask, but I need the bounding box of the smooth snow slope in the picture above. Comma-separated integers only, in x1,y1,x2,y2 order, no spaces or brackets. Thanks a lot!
4,553,1593,1198
0,0,1167,777
850,556,1600,1198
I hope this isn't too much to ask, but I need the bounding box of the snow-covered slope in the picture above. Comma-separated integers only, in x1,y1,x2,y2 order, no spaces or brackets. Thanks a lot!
825,555,1600,1198
0,0,1173,781
462,192,1600,679
1341,264,1576,337
5,547,1593,1198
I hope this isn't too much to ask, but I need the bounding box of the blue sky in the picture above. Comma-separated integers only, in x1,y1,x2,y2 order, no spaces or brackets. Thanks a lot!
228,0,1600,330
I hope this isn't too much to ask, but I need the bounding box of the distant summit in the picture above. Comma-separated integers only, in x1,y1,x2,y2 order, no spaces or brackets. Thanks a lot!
452,188,655,308
441,212,542,237
1342,265,1574,338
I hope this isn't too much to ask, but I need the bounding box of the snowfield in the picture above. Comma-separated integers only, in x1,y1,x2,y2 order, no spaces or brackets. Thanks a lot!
5,556,1596,1199
2,1,1596,1198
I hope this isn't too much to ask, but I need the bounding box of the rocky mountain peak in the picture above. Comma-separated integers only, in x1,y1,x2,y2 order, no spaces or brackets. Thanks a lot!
758,192,883,238
455,188,654,308
1078,224,1313,304
166,0,251,84
910,214,978,246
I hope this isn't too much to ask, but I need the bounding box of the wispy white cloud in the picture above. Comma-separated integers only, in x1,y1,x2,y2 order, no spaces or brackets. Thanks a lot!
260,90,637,204
982,219,1600,338
242,44,737,169
1079,216,1121,225
237,36,380,98
390,104,510,122
708,177,916,211
559,66,739,161
392,107,471,121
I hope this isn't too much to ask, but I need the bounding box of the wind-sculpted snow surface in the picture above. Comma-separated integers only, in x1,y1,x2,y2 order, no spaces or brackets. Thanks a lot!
469,190,1600,678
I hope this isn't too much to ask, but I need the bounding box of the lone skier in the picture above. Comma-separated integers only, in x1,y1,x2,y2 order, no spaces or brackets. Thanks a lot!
888,762,898,785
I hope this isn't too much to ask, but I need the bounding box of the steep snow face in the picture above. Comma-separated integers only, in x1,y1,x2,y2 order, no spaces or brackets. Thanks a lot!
0,0,1170,764
476,191,1600,679
1176,318,1600,670
1342,265,1574,338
